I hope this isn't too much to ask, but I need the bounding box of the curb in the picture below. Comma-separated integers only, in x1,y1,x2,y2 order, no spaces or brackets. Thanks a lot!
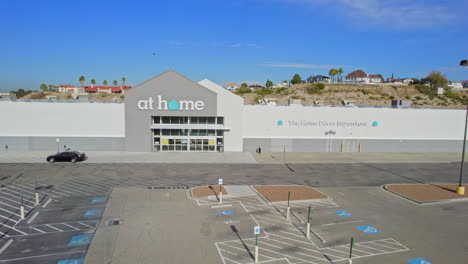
382,184,468,205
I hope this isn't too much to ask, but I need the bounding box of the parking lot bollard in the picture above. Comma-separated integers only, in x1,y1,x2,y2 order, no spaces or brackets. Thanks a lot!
35,192,39,205
218,179,223,204
306,206,311,238
348,237,354,264
254,226,260,263
20,205,25,219
286,191,291,220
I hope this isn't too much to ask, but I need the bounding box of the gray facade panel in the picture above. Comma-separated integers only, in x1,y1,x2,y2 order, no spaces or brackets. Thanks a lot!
0,137,124,151
125,70,218,152
244,138,465,152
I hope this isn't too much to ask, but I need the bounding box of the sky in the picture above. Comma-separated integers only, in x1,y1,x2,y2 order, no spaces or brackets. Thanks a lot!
1,0,467,91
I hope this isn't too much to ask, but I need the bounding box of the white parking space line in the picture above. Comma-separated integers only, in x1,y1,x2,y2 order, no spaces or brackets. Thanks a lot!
77,222,94,228
31,227,46,233
0,193,34,207
45,224,63,231
0,239,14,255
0,201,21,210
0,214,18,223
27,212,39,224
0,207,20,217
42,198,52,208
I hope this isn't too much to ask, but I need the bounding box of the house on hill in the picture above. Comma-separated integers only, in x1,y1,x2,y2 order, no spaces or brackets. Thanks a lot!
226,83,239,91
307,75,331,83
345,70,384,84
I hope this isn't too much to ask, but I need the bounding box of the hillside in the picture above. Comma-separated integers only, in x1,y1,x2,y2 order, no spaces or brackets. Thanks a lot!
19,92,123,102
238,83,467,109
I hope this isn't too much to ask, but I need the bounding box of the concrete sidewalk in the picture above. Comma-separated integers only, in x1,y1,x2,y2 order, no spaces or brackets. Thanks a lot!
252,152,463,163
0,151,258,163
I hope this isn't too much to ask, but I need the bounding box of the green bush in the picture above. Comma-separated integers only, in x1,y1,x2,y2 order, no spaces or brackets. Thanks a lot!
306,83,325,94
316,83,325,90
235,87,252,94
405,96,411,100
255,89,274,96
275,87,287,94
362,89,369,95
389,96,395,100
414,96,422,100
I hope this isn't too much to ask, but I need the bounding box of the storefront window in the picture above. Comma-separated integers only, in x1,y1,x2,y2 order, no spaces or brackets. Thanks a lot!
217,117,224,125
216,130,223,136
162,116,170,124
199,117,207,124
207,117,215,124
191,117,199,124
208,130,215,136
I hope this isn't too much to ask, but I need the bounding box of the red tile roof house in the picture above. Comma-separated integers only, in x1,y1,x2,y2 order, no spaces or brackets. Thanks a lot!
85,86,133,94
345,70,384,84
57,85,85,93
226,83,239,91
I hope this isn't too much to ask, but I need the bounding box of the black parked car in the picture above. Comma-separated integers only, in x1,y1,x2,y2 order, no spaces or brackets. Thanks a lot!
47,151,87,163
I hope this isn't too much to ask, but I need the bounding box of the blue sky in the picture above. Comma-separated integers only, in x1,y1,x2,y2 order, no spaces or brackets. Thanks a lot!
1,0,467,91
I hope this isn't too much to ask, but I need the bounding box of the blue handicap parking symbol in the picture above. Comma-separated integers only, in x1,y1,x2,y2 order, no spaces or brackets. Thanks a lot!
84,209,103,217
68,234,93,246
91,197,107,203
57,258,84,264
357,225,381,234
217,210,234,216
334,210,353,217
407,258,432,264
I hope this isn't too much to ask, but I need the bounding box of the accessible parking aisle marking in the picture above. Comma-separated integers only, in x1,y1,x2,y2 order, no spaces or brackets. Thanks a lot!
42,198,52,208
68,234,93,246
91,197,108,203
57,258,84,264
407,257,432,264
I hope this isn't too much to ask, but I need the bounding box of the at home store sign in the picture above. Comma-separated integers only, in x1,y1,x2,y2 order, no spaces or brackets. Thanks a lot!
137,95,205,111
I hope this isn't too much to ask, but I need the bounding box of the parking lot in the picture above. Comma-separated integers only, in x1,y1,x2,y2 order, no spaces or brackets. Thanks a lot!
0,162,466,263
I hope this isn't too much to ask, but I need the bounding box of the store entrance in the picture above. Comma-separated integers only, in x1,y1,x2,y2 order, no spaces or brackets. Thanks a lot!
156,137,217,152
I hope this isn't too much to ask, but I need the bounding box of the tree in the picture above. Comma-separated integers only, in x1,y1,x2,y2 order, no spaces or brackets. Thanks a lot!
329,69,338,83
265,80,273,88
426,71,448,88
121,77,126,86
40,83,48,91
79,75,85,87
411,78,420,85
291,74,302,84
103,80,108,86
113,80,118,86
91,79,96,87
48,85,53,91
338,68,344,82
241,83,248,89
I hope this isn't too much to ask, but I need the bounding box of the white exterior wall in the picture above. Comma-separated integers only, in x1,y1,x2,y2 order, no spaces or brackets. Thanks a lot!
199,80,244,151
242,105,465,140
0,102,124,137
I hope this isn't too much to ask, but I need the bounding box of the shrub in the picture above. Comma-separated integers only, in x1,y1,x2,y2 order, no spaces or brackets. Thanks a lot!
405,96,411,100
290,95,301,99
275,87,287,94
362,89,369,95
415,96,422,100
306,84,325,94
255,89,274,96
369,96,379,100
389,96,395,100
315,83,325,90
235,87,252,94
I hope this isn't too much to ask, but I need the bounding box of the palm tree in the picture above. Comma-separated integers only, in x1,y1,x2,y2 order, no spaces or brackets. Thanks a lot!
329,69,338,83
121,77,126,86
338,68,344,83
79,75,85,87
103,80,108,86
113,80,118,86
91,79,96,88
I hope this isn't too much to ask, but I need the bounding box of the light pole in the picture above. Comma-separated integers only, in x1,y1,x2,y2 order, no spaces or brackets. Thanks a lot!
457,60,467,195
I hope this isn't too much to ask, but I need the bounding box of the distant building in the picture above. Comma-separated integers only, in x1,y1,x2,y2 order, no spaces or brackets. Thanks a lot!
272,81,289,88
448,81,463,90
307,75,330,83
226,83,239,91
85,86,132,94
386,78,413,85
463,81,468,88
345,70,383,84
58,85,85,93
248,84,265,90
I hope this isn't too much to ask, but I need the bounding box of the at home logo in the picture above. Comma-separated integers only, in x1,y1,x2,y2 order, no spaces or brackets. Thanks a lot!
137,95,205,111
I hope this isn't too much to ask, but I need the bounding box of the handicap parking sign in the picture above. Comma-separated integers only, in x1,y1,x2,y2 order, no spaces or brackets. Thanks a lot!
218,179,223,185
254,226,260,235
334,210,353,217
68,234,93,246
57,259,84,264
357,225,381,234
91,197,108,203
407,258,432,264
84,209,103,217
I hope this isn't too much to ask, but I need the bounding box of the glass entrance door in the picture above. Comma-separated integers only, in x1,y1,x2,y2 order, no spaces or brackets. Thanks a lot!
160,137,216,152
